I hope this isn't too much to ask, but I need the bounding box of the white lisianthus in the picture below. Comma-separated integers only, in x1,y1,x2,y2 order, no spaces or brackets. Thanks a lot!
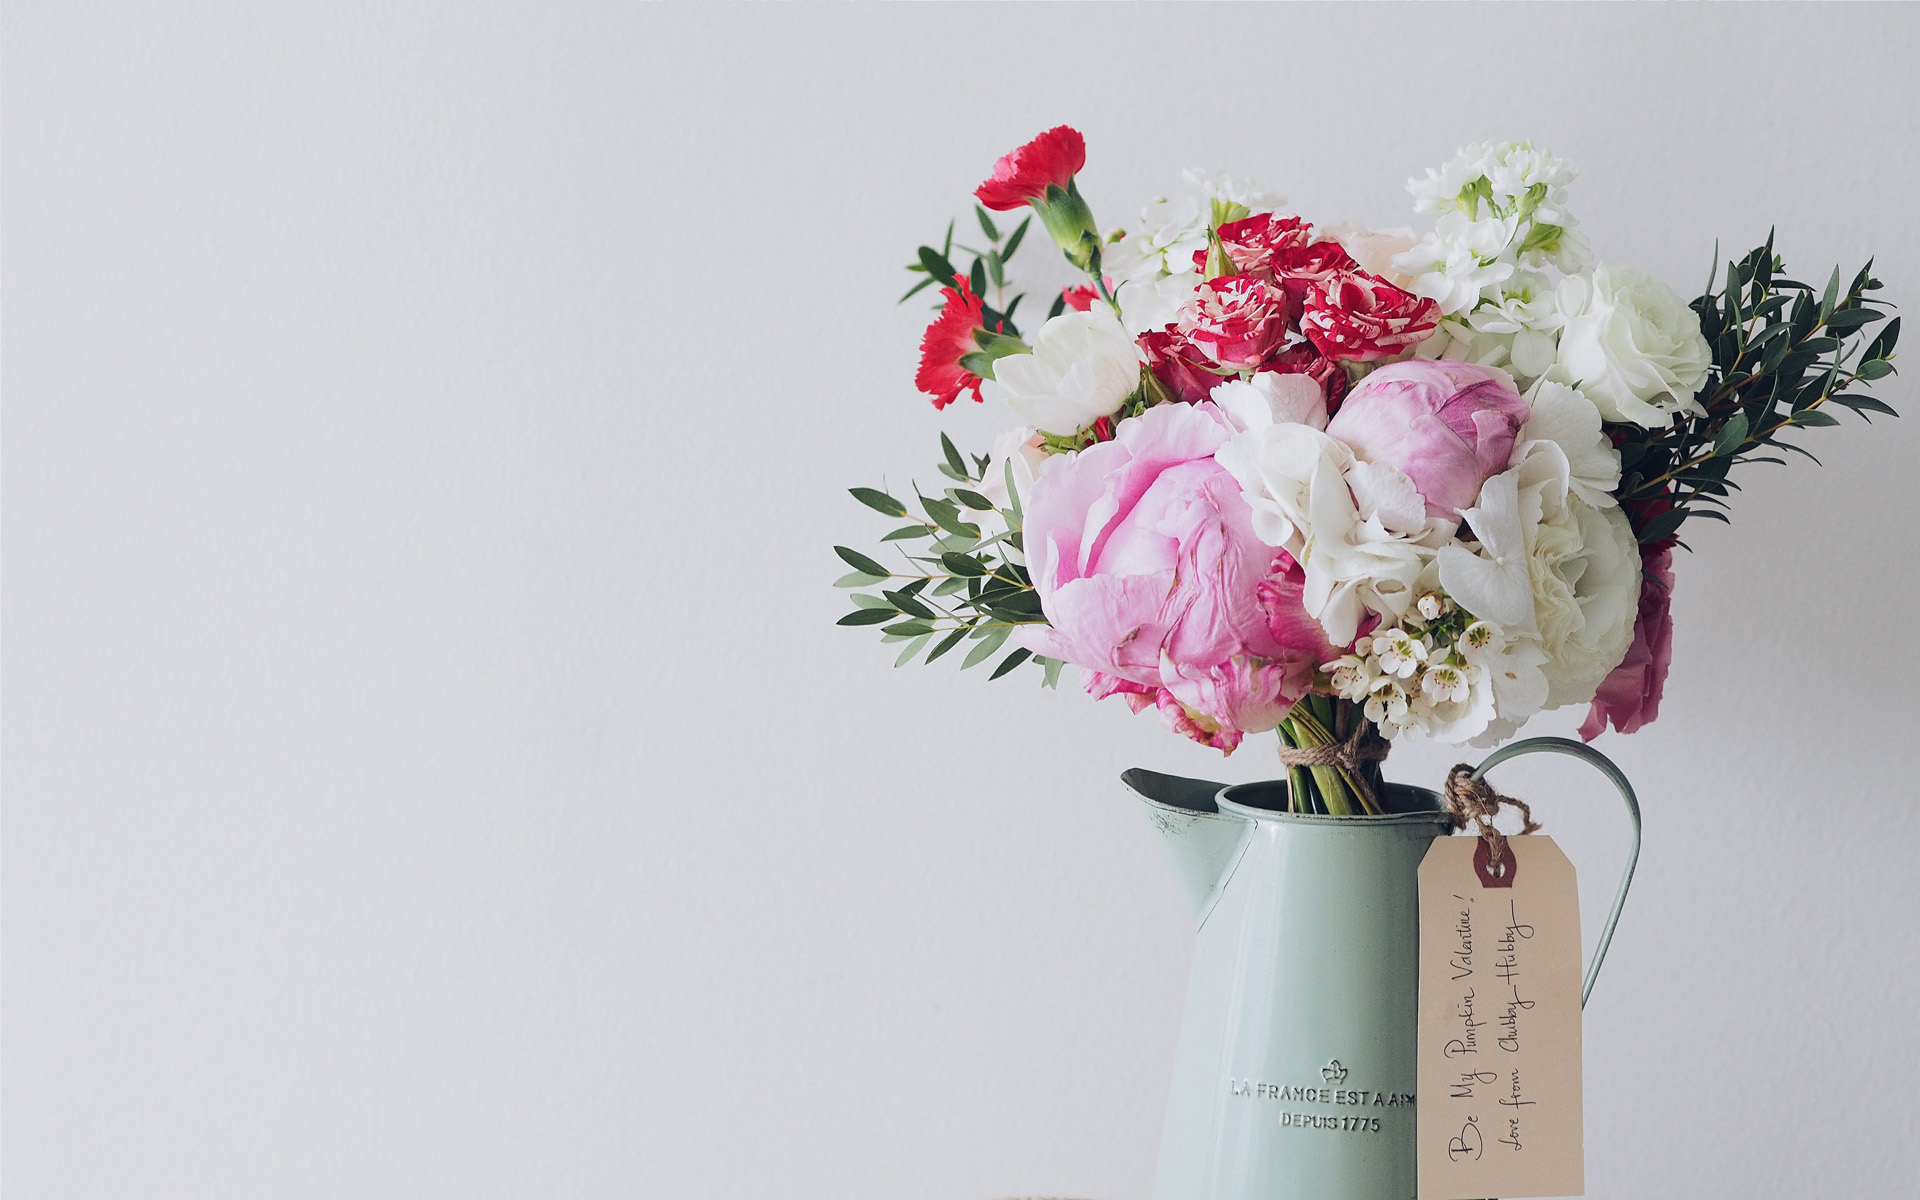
1516,380,1621,508
1550,264,1712,426
1209,371,1328,433
1216,424,1439,647
1464,271,1561,380
980,309,1143,436
1115,272,1201,336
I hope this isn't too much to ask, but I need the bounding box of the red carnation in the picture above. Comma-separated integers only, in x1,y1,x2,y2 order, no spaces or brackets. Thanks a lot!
1258,342,1351,411
1177,276,1292,370
975,126,1087,212
1269,240,1359,307
1300,271,1440,363
1209,213,1315,277
915,280,993,409
1141,328,1228,404
1060,281,1101,312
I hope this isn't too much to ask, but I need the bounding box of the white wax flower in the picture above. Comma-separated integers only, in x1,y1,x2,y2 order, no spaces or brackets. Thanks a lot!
1550,264,1712,426
1182,168,1287,215
980,309,1143,436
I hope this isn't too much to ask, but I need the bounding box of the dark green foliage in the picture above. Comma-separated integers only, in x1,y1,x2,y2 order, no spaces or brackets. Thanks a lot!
1614,234,1901,548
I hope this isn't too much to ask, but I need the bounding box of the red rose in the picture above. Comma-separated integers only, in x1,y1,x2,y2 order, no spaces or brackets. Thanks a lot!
974,126,1087,211
1269,240,1359,306
1257,342,1350,411
1300,271,1440,363
1177,276,1292,370
1141,328,1228,404
1209,213,1315,277
915,279,992,409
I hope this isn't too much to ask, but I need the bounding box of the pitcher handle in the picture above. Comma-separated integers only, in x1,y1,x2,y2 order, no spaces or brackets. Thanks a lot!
1469,736,1642,1009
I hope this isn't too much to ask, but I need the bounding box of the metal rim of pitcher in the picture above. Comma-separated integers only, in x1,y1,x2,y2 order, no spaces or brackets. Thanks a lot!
1215,782,1454,827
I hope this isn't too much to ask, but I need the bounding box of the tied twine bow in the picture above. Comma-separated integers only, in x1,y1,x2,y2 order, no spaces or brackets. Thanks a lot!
1444,764,1541,869
1276,722,1391,811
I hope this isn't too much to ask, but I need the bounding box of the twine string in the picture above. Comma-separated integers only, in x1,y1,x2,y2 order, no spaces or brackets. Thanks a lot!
1443,764,1542,868
1276,722,1391,810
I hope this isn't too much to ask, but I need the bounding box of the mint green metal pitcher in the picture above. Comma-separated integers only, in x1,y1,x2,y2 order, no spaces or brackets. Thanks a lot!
1125,737,1641,1200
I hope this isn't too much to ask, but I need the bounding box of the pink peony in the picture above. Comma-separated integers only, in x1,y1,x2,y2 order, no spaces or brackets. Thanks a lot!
1324,359,1529,520
1020,402,1323,751
1580,546,1674,739
1177,276,1292,370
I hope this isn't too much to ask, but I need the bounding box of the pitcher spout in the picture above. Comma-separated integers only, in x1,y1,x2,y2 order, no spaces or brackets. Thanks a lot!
1122,768,1253,928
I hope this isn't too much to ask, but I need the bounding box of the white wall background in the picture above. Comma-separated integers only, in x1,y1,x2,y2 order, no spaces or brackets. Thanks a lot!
7,5,1919,1198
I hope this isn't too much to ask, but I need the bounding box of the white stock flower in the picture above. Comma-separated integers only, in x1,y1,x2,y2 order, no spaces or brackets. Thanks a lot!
1103,196,1208,284
980,308,1143,436
1182,168,1287,215
1395,211,1519,316
1209,371,1328,433
1550,264,1712,426
1216,424,1437,647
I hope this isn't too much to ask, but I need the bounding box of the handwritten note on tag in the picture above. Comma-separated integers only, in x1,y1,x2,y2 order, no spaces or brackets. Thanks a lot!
1417,835,1584,1199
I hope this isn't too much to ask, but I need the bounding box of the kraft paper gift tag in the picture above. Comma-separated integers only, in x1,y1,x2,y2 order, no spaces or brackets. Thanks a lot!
1417,834,1584,1199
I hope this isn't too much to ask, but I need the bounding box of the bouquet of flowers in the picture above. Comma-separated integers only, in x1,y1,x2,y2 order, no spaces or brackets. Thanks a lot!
836,127,1901,814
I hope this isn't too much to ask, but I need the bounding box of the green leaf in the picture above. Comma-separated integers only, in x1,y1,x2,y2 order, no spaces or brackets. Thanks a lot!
1002,215,1030,260
941,218,954,260
950,488,994,511
1792,408,1840,427
850,593,892,609
898,276,936,304
1047,291,1067,321
883,619,935,638
895,632,933,667
931,576,965,597
1712,413,1749,457
925,625,970,663
834,545,889,577
975,205,1000,242
1857,359,1894,381
838,608,896,627
1824,307,1883,333
962,626,1011,669
882,589,937,620
835,570,886,588
988,647,1033,680
940,551,988,577
1819,265,1841,322
1039,656,1064,689
969,256,987,296
918,246,958,286
849,487,909,517
1001,460,1024,524
1635,507,1687,545
881,524,935,542
940,432,970,479
1835,392,1898,416
1864,315,1901,362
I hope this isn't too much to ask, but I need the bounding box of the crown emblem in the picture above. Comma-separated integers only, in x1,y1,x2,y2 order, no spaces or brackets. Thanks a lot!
1322,1059,1348,1084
